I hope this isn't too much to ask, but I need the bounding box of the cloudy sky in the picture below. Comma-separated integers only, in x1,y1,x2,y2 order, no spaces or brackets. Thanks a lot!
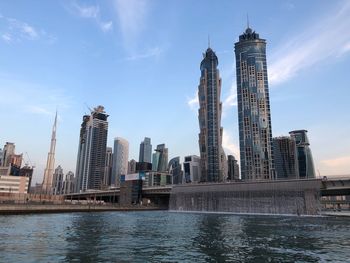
0,0,349,184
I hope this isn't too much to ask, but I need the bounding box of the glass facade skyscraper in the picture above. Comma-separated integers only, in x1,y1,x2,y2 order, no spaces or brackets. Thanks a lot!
289,130,315,179
273,136,299,179
111,137,129,187
235,26,275,180
75,106,109,192
198,47,226,182
139,137,152,164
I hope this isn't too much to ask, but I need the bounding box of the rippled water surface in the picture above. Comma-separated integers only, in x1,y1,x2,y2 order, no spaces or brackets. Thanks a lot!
0,211,349,262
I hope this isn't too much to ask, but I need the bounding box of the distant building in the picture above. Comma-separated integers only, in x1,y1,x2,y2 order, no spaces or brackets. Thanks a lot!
52,165,64,195
289,130,315,179
152,144,168,172
128,159,137,174
103,147,113,187
198,47,226,182
1,142,15,167
111,137,129,187
235,26,275,180
227,155,239,180
183,155,201,183
273,136,299,179
62,171,75,194
42,112,57,194
168,157,183,184
0,148,3,166
139,137,152,163
75,106,109,192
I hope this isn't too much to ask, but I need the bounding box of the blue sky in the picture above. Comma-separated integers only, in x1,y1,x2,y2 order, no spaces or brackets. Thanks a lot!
0,0,349,184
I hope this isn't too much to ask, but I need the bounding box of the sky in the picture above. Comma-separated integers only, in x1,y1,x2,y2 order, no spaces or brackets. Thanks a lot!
0,0,349,184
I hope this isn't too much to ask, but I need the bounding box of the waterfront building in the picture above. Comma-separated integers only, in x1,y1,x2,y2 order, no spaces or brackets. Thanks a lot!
0,175,30,194
234,26,275,180
289,130,316,179
52,165,64,195
273,136,299,179
227,155,239,180
111,137,129,187
75,106,109,192
183,155,201,183
128,159,137,174
197,46,226,182
168,157,183,184
103,147,113,187
139,137,152,163
42,112,57,193
1,142,15,167
62,171,75,194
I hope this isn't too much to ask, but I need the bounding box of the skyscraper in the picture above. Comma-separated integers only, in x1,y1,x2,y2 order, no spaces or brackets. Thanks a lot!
289,130,315,179
103,147,113,187
273,136,299,179
168,157,183,184
111,137,129,187
235,26,275,180
128,159,137,174
198,46,226,182
75,106,109,192
139,137,152,163
1,142,15,168
152,144,168,172
227,155,240,180
183,155,201,183
52,165,64,195
42,112,57,193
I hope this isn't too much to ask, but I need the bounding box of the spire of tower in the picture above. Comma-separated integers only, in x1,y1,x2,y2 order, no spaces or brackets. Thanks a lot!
247,13,250,29
208,34,211,48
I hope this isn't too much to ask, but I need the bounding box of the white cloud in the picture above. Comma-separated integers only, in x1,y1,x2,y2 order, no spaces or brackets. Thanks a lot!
114,0,149,44
26,106,54,116
269,1,350,86
2,33,12,43
187,92,198,111
73,3,99,18
126,46,163,61
21,23,38,39
222,130,240,160
222,82,237,112
72,3,113,33
100,21,113,32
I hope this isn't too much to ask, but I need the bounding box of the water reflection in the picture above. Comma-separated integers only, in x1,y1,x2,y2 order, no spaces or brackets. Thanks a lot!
64,213,106,262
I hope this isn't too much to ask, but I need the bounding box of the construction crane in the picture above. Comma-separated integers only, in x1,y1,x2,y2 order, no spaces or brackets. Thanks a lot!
24,152,35,169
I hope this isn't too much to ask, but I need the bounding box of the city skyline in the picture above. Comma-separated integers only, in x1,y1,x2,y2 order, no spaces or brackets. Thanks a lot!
0,1,350,184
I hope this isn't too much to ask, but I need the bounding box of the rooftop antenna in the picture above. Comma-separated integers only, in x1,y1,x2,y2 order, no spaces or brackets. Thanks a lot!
247,13,250,28
208,34,210,48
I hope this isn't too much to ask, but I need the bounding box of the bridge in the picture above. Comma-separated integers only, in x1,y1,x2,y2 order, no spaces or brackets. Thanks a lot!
64,177,350,210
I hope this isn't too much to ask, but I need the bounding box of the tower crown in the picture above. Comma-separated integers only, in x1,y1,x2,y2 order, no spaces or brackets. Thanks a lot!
239,27,260,41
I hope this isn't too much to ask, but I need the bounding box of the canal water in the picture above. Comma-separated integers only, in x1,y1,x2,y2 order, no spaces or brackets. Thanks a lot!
0,211,349,262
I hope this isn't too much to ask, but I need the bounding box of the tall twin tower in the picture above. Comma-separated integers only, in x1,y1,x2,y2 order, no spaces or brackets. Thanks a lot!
198,25,274,181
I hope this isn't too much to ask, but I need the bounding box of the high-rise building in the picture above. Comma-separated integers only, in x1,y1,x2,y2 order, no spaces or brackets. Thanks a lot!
103,147,113,187
42,112,57,193
289,130,315,179
75,106,109,192
198,46,226,182
52,165,64,195
62,171,75,194
234,26,275,180
273,136,299,179
227,155,239,180
168,157,183,184
0,148,3,167
183,155,201,183
111,137,129,187
1,142,15,167
139,137,152,163
128,159,137,174
152,144,168,172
